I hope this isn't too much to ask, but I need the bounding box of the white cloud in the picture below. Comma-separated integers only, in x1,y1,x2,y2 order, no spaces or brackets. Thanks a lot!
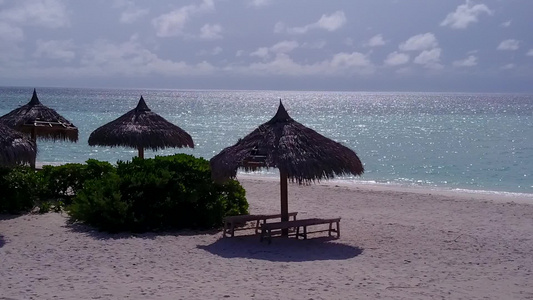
527,49,533,56
33,39,75,61
365,34,386,47
301,40,327,49
453,55,478,67
250,40,299,60
0,0,70,28
286,11,346,34
273,21,285,33
112,0,149,24
250,47,269,59
414,48,443,69
497,39,520,51
78,38,216,76
501,63,515,70
234,51,374,77
199,24,223,40
152,0,215,37
0,22,24,42
247,0,271,7
271,40,299,54
197,46,223,56
399,33,438,51
500,20,512,28
384,51,410,66
440,0,492,29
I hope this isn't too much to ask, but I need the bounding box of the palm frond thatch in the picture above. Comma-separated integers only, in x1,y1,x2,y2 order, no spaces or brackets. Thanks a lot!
210,100,364,184
88,96,194,153
0,123,37,166
0,89,78,142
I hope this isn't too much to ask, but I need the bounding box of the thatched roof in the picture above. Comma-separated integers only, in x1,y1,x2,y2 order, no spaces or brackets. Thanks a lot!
210,101,364,183
0,89,78,142
88,96,194,151
0,123,37,166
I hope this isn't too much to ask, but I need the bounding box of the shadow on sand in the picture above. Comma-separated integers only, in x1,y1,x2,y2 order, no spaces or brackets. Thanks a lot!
0,235,5,248
65,220,220,240
198,235,363,262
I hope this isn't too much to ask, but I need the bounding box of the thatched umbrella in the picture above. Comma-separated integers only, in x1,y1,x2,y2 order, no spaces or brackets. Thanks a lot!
0,123,37,167
210,100,364,236
0,89,78,142
88,96,194,158
0,89,78,168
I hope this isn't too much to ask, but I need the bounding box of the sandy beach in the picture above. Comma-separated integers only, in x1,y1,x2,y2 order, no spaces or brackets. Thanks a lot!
1,177,533,300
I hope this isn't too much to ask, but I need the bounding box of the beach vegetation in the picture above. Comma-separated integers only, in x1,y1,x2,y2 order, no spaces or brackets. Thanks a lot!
68,154,248,232
0,166,40,213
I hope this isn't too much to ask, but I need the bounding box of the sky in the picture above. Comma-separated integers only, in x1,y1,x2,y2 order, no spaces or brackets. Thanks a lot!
0,0,532,92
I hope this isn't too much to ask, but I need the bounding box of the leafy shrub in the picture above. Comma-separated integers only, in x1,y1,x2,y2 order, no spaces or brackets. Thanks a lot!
0,166,40,214
38,159,115,204
68,154,248,232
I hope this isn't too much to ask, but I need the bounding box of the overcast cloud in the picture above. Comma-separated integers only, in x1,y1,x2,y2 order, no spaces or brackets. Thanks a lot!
0,0,532,92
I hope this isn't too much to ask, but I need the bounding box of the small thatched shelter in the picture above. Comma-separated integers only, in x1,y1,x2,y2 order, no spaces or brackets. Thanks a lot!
88,96,194,158
210,100,364,235
0,123,37,167
0,89,78,142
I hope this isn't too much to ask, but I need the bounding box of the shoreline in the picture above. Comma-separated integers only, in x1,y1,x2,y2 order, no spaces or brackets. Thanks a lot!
236,174,533,205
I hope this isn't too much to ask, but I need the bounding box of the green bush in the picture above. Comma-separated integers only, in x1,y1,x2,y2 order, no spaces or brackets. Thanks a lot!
68,154,248,232
38,159,115,204
0,166,40,214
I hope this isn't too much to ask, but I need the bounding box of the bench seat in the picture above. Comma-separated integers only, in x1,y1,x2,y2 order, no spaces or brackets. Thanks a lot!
260,217,341,243
223,212,298,237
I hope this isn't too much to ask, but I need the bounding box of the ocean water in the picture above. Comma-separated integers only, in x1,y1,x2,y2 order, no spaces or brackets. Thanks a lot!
1,86,532,195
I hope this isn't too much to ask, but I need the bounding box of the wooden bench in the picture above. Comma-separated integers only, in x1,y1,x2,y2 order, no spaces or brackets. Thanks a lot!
223,212,298,238
260,217,341,244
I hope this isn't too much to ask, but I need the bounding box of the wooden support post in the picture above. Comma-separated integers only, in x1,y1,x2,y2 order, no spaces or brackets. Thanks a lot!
280,169,288,237
30,127,36,170
138,147,144,159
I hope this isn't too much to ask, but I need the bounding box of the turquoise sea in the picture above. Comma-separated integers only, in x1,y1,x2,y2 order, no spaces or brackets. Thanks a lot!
1,86,532,195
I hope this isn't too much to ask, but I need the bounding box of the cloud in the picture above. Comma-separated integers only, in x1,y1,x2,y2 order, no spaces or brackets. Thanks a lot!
33,39,75,61
250,40,299,60
271,40,299,53
78,38,216,77
501,63,515,70
250,47,270,59
112,0,149,24
0,22,24,43
152,0,215,37
500,20,512,28
234,51,374,77
399,33,438,51
197,46,223,56
199,24,223,40
414,48,443,69
286,11,346,34
247,0,271,7
0,0,70,28
452,55,478,67
497,39,520,51
440,0,492,29
527,49,533,57
384,51,409,66
365,34,386,47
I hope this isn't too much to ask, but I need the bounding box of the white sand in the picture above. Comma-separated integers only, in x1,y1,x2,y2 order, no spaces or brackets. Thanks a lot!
1,177,533,300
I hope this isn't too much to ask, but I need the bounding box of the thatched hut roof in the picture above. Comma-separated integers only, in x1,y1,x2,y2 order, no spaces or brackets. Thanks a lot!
88,96,194,151
0,89,78,142
0,123,37,166
210,100,364,183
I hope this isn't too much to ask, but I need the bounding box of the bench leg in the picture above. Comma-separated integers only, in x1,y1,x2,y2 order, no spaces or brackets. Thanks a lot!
303,226,307,240
329,222,333,237
230,223,235,237
336,221,340,238
255,219,261,234
296,226,300,240
223,222,228,238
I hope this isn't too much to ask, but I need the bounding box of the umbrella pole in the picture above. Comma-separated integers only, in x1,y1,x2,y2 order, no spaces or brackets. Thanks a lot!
280,169,289,237
30,127,36,170
138,147,144,159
